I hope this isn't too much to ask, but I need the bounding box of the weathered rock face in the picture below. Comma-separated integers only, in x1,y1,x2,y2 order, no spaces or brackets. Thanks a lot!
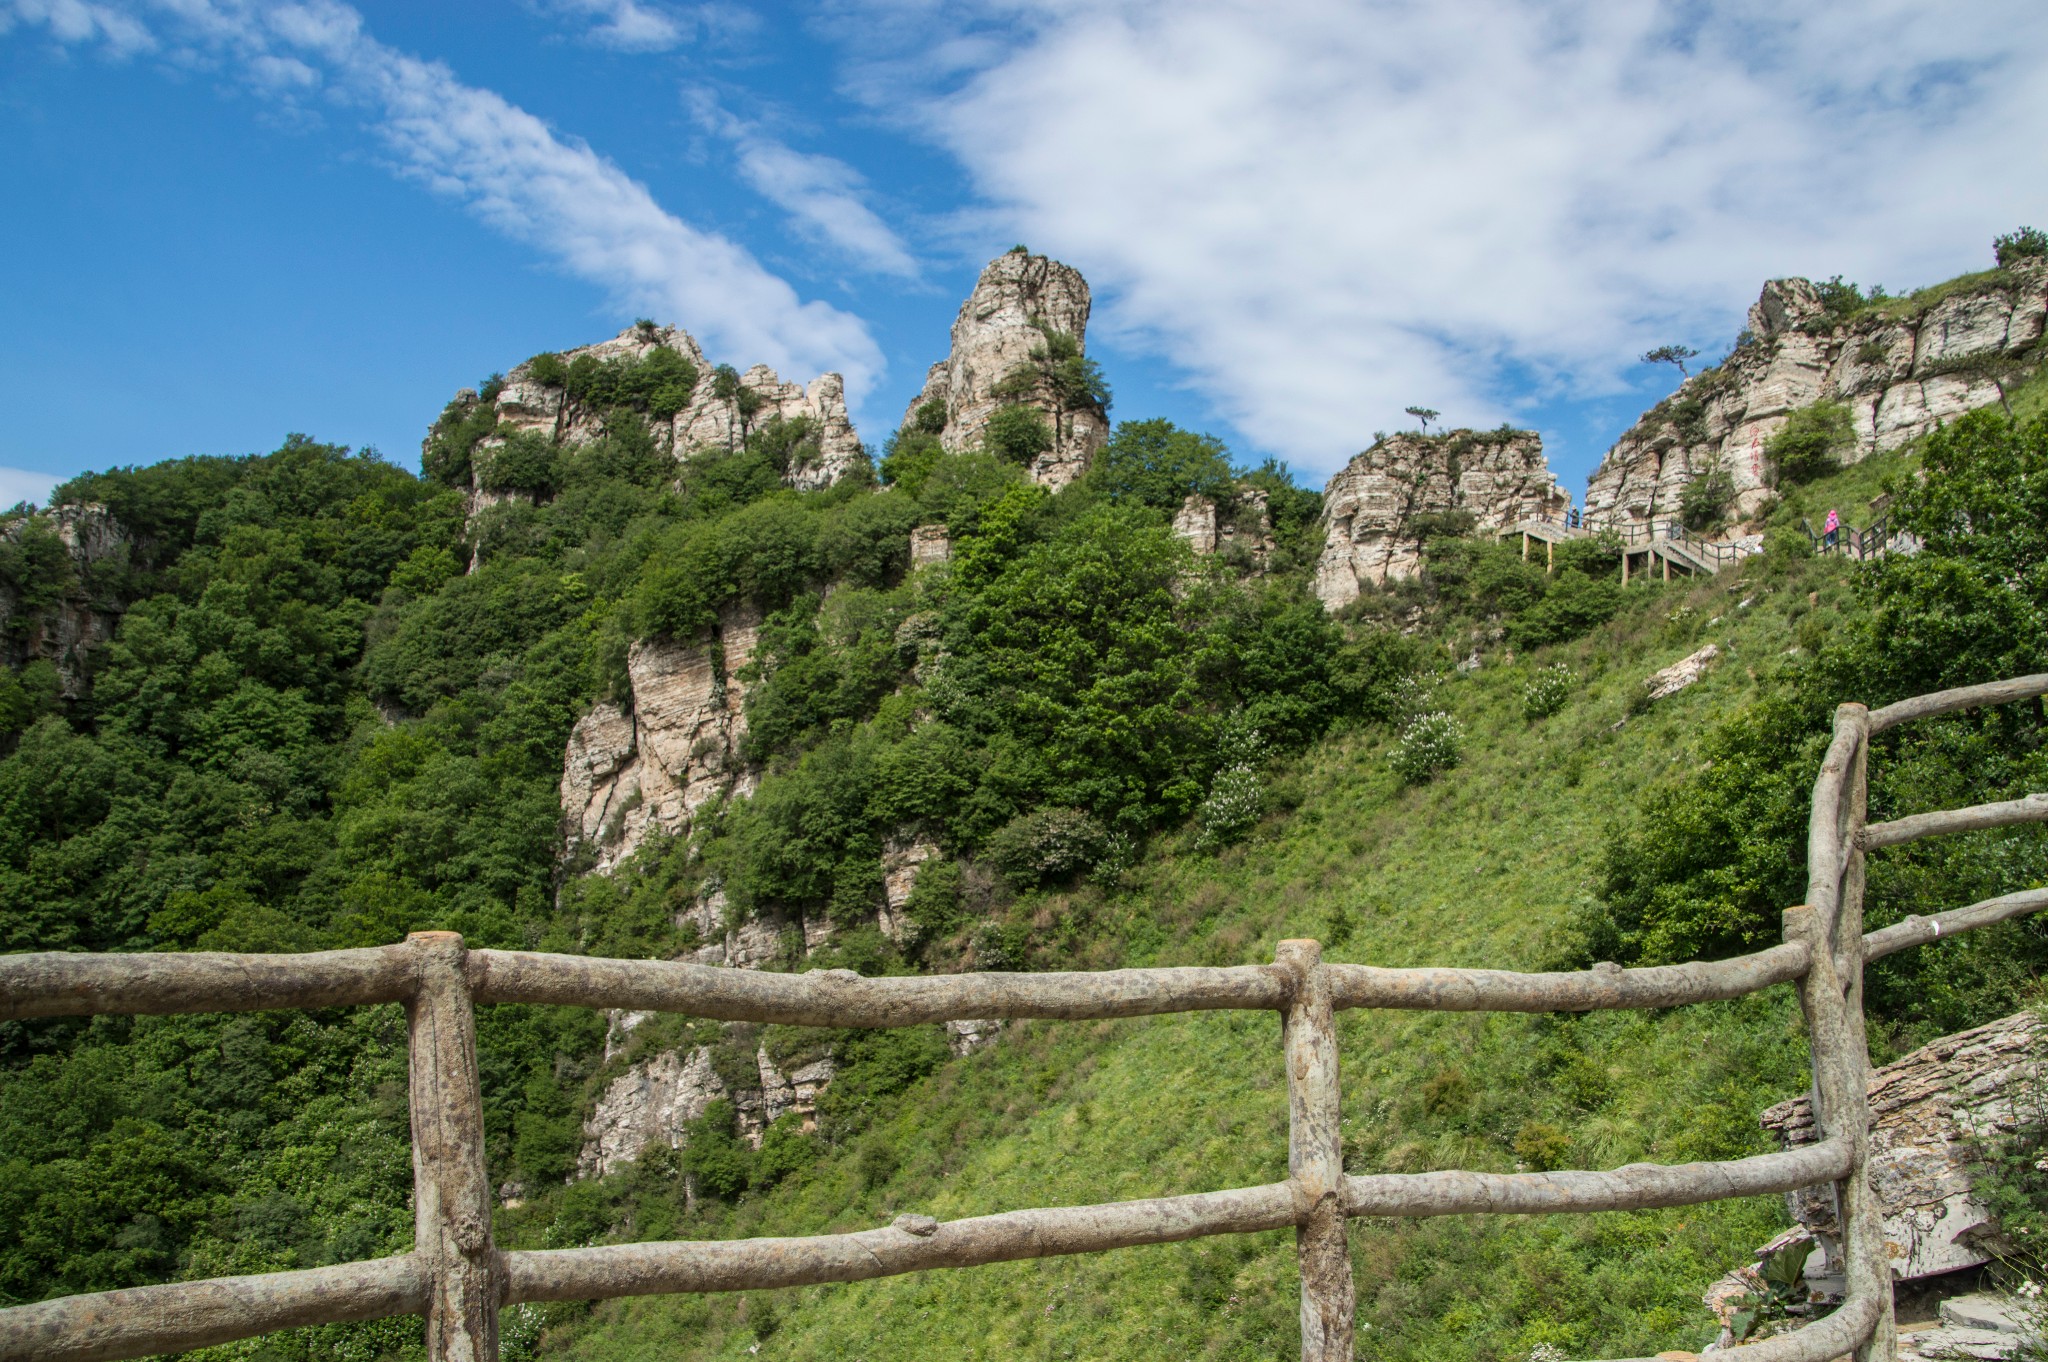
1313,430,1570,609
440,323,865,498
1762,1008,2044,1283
1586,259,2048,528
909,524,952,569
0,503,130,696
875,837,941,943
903,252,1109,491
560,604,761,872
1173,490,1275,567
577,1039,837,1180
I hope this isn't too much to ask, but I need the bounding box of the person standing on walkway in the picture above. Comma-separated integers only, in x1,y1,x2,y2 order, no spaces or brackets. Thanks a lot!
1823,507,1840,550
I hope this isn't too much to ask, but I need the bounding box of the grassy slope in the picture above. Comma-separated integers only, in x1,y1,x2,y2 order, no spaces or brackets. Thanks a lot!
526,535,1906,1362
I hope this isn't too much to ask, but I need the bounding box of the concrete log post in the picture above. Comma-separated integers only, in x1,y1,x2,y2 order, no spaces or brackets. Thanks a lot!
1832,709,1896,1362
1789,705,1891,1362
1278,939,1353,1361
406,932,501,1362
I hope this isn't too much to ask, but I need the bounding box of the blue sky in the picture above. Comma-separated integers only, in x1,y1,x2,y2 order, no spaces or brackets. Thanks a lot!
4,0,2046,511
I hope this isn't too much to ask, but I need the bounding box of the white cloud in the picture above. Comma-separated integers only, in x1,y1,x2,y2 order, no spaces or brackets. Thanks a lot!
690,93,920,278
541,0,687,52
9,0,884,397
0,467,63,510
833,0,2048,477
2,0,154,54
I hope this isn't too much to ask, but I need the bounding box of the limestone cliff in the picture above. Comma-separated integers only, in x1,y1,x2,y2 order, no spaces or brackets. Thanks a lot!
903,251,1109,490
434,322,864,505
578,1034,837,1181
1763,1009,2044,1283
560,604,761,873
0,503,130,696
1313,429,1569,610
1586,259,2048,527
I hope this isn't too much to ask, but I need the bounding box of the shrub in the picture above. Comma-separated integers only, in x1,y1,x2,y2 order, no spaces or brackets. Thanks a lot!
983,806,1112,888
1521,664,1576,720
527,352,568,388
474,431,559,497
1508,573,1623,649
1391,711,1463,784
1679,465,1736,531
982,404,1053,467
879,428,944,495
1994,226,2048,268
902,860,965,939
1196,719,1268,849
679,1099,752,1200
1089,418,1233,510
1195,763,1264,850
1767,401,1854,486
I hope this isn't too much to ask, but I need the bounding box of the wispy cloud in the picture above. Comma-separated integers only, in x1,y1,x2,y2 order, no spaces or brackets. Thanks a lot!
830,0,2048,476
538,0,687,52
0,466,63,510
689,92,919,278
8,0,884,396
1,0,154,54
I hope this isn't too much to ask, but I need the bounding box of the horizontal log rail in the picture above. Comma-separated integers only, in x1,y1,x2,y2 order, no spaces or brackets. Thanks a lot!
5,672,2047,1361
1860,791,2048,849
0,1256,427,1362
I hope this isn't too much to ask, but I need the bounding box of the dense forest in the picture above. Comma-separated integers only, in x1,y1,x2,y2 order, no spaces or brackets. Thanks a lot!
2,316,2047,1358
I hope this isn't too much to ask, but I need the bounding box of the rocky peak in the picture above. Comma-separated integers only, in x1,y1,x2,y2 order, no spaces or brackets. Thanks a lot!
1313,429,1569,610
560,603,762,874
903,251,1109,490
0,502,130,696
1585,259,2048,529
1747,276,1827,336
433,322,865,511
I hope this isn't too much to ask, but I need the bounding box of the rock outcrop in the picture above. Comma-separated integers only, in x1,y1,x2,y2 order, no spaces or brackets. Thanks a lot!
1313,429,1570,609
0,503,130,696
1586,260,2048,527
578,1038,837,1180
902,251,1109,491
1762,1008,2044,1283
437,322,865,503
1173,490,1275,566
560,604,761,872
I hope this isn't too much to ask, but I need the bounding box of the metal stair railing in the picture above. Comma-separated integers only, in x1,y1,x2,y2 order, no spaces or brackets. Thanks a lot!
7,673,2048,1362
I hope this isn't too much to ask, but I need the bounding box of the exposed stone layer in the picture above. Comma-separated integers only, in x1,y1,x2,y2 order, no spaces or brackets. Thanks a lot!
0,503,129,696
904,252,1108,490
1762,1008,2044,1282
560,604,761,872
1586,260,2048,527
442,323,864,495
577,1040,837,1180
1313,430,1569,609
1173,490,1275,567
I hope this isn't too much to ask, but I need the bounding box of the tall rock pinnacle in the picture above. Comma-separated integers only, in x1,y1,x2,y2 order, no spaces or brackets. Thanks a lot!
903,250,1110,490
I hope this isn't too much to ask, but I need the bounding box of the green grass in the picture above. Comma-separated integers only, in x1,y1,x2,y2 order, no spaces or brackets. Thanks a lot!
520,556,1877,1362
1856,266,2024,325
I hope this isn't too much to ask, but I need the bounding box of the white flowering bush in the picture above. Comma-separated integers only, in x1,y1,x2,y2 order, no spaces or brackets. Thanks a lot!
1522,663,1577,720
1525,1346,1569,1362
1392,711,1464,784
1196,763,1265,849
1197,721,1268,850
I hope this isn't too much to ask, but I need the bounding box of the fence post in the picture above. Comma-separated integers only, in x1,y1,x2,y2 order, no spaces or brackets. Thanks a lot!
1278,939,1353,1361
406,932,500,1362
1790,706,1894,1361
1833,709,1897,1362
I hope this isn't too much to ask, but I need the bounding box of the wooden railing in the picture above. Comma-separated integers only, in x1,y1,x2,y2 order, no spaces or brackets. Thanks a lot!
6,674,2048,1362
1803,514,1924,562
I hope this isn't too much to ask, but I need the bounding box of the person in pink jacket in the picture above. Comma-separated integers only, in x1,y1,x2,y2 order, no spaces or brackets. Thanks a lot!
1823,507,1840,550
